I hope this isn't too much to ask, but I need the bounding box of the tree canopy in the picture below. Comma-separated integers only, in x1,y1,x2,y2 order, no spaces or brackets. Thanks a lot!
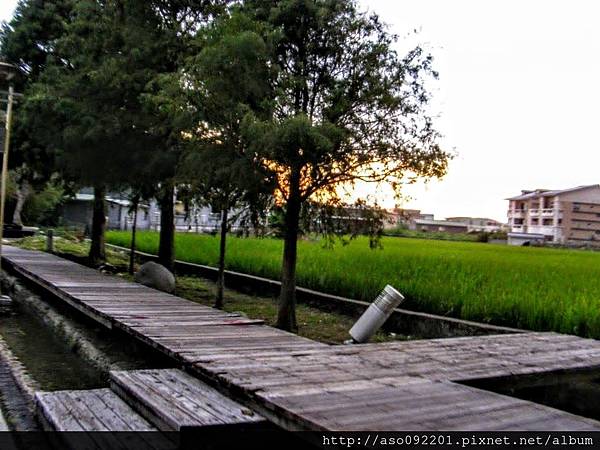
173,12,275,306
237,0,451,330
0,0,74,224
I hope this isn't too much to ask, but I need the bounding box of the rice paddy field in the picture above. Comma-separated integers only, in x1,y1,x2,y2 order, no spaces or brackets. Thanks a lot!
107,230,600,338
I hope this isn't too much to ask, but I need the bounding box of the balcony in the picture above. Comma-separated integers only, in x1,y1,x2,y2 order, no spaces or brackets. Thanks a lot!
508,209,526,218
528,225,563,239
509,208,562,218
542,208,562,217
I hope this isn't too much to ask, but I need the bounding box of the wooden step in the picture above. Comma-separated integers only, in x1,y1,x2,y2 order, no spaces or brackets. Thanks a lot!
110,369,266,432
35,389,158,432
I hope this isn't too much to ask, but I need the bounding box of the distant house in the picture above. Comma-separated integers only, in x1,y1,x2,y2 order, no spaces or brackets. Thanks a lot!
387,208,471,233
170,206,247,234
61,188,266,235
507,184,600,247
445,217,506,232
411,218,469,234
61,191,153,231
386,208,433,229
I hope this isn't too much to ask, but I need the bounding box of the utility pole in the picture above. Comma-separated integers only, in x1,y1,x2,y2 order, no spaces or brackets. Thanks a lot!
0,62,18,299
0,86,14,269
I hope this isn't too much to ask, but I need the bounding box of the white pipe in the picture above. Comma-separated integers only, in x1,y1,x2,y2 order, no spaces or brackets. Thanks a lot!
349,285,405,343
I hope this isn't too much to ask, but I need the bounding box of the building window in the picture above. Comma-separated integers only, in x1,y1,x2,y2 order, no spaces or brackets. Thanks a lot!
573,204,581,211
531,218,539,225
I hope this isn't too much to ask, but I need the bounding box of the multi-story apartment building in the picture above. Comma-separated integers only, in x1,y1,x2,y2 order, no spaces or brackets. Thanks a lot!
507,185,600,246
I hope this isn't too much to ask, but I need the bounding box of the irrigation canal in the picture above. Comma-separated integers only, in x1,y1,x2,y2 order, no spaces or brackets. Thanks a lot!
3,245,600,433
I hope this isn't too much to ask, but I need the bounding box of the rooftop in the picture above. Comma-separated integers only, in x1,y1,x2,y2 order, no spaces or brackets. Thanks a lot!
74,193,149,208
507,185,600,201
414,219,468,227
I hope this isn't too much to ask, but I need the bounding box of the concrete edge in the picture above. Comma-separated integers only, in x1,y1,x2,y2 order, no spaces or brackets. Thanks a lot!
0,333,40,430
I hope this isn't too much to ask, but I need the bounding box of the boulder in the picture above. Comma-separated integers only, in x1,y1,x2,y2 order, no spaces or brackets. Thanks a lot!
134,262,175,293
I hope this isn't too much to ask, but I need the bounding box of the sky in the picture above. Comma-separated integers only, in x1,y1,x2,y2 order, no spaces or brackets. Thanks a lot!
355,0,600,221
2,1,600,222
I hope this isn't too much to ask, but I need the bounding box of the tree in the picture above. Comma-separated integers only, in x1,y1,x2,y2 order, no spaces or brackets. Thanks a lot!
29,0,169,265
174,14,274,307
125,182,155,275
141,0,233,272
238,0,451,330
0,0,73,225
180,148,273,308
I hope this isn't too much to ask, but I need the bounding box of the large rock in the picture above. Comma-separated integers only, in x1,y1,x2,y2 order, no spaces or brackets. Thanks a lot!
134,262,175,293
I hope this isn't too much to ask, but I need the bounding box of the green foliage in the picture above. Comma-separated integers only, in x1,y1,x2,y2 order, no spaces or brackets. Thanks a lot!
32,0,168,188
0,0,72,82
239,0,451,204
174,11,276,233
0,0,73,185
3,173,63,226
21,182,64,225
108,230,600,339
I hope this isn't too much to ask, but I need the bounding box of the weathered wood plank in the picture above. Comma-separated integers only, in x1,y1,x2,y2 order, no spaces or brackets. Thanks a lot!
110,369,264,431
35,389,156,431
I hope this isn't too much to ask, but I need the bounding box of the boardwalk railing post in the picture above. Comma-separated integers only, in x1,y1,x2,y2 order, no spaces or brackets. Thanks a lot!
46,229,54,253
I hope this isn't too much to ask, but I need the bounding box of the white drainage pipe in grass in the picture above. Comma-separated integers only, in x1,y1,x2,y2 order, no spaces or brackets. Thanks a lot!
349,285,405,343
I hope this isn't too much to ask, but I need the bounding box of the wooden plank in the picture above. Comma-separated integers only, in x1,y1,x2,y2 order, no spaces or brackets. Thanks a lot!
35,389,156,432
110,369,264,432
35,391,86,432
35,390,176,450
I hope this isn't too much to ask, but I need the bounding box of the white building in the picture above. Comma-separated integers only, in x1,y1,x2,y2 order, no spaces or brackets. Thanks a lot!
507,185,600,246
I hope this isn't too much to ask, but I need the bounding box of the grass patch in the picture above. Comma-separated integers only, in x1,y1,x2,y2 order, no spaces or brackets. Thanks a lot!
174,276,401,343
106,230,600,338
16,234,129,269
9,235,404,344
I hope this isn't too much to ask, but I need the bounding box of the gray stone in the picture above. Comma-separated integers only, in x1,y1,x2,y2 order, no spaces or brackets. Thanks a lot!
134,262,175,293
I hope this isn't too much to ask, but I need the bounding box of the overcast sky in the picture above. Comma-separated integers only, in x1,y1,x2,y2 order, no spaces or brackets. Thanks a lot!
3,1,600,221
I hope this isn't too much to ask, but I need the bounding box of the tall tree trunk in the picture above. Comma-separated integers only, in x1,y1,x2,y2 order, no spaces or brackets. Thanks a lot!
276,174,302,331
158,182,175,272
128,196,139,275
12,179,31,226
89,184,107,266
215,208,228,309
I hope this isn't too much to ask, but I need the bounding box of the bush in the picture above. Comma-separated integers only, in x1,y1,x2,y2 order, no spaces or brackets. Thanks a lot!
22,183,65,226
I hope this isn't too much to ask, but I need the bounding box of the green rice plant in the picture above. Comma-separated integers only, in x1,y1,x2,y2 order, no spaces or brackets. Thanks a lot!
107,230,600,338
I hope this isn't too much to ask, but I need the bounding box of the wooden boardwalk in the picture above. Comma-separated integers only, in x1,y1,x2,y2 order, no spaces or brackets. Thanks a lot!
4,245,600,431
